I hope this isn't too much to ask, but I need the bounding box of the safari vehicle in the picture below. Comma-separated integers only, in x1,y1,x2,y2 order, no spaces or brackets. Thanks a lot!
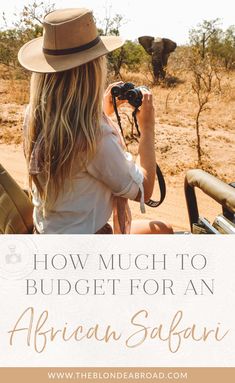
0,163,235,234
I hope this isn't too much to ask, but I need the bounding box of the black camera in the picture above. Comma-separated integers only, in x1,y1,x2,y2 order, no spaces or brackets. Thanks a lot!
111,82,143,108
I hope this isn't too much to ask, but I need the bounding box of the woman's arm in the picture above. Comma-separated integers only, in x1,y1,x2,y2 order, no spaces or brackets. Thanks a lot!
102,83,156,203
135,90,156,202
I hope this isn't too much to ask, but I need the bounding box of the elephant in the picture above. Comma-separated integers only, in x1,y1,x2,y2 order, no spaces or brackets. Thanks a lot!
138,36,177,83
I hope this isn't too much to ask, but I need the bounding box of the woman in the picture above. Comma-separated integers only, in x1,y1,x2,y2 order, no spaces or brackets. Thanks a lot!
18,8,173,234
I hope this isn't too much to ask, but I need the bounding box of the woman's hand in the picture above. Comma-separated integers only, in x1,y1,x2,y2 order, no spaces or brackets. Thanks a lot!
103,82,127,116
137,88,155,134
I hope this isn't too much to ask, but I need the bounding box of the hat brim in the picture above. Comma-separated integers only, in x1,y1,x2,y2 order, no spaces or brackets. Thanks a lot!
18,36,124,73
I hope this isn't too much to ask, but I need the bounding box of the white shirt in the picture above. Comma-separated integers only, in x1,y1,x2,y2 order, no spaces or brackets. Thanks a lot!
31,122,144,234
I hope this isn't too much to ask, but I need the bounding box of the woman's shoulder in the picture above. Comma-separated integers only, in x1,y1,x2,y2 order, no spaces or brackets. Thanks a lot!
101,114,117,136
101,114,125,148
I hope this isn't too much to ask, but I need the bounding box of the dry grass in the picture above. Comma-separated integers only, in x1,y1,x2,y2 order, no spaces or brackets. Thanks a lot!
114,67,235,184
0,64,235,185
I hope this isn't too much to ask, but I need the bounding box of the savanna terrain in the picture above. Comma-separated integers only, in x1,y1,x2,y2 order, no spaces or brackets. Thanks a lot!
0,57,234,232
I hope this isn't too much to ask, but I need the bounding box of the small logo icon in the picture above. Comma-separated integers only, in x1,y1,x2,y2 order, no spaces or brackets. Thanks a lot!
5,244,22,264
0,238,37,280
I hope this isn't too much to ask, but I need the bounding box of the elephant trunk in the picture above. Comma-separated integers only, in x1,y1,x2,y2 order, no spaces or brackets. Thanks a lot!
152,51,165,81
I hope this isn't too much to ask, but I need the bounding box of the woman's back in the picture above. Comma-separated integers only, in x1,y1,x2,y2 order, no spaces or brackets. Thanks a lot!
19,7,173,235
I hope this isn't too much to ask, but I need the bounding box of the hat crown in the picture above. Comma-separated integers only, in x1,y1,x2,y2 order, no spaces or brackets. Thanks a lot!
43,8,98,51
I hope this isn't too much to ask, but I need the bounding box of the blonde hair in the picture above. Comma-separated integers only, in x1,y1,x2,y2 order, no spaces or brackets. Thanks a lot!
25,56,107,208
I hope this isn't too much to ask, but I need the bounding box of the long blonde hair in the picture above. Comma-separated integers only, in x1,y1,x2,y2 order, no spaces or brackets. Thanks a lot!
25,56,107,207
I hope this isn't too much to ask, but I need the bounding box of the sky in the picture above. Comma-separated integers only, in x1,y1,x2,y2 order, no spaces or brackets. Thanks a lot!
0,0,234,44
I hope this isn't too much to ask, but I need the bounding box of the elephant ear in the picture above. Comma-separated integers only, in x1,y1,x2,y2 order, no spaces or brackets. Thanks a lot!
162,38,177,53
138,36,154,54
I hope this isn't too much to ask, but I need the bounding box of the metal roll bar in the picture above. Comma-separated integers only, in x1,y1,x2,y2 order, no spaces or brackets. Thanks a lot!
184,169,235,231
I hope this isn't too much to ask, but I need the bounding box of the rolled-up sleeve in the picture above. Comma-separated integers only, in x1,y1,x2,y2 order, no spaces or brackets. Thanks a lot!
87,131,145,212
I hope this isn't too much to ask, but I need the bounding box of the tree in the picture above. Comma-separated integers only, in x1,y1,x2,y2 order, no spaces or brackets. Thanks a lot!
189,19,234,164
98,11,124,37
189,19,235,69
216,26,235,69
189,19,221,59
97,10,127,77
0,1,54,75
189,49,221,164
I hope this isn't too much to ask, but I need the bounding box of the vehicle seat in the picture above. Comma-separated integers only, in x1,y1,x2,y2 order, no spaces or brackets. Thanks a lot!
0,164,33,234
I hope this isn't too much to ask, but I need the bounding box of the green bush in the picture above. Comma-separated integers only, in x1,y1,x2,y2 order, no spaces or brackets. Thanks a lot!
107,40,149,76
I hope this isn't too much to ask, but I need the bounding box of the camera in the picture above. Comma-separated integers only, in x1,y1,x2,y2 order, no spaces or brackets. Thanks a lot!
111,82,143,108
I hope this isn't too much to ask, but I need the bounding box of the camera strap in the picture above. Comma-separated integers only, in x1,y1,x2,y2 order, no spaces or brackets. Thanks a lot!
112,98,166,209
145,165,166,208
132,108,141,136
112,95,124,138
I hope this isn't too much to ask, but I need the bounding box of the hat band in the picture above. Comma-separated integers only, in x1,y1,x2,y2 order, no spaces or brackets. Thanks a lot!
43,36,101,56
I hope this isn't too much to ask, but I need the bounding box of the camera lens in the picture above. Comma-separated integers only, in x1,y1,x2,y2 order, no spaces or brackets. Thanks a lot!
126,89,136,101
126,89,143,107
111,86,121,97
127,89,142,101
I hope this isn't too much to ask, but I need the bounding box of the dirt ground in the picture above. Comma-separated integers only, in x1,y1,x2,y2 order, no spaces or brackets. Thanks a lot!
0,69,234,232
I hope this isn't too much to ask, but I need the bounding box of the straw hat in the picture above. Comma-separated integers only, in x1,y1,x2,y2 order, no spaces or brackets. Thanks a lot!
18,8,124,73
